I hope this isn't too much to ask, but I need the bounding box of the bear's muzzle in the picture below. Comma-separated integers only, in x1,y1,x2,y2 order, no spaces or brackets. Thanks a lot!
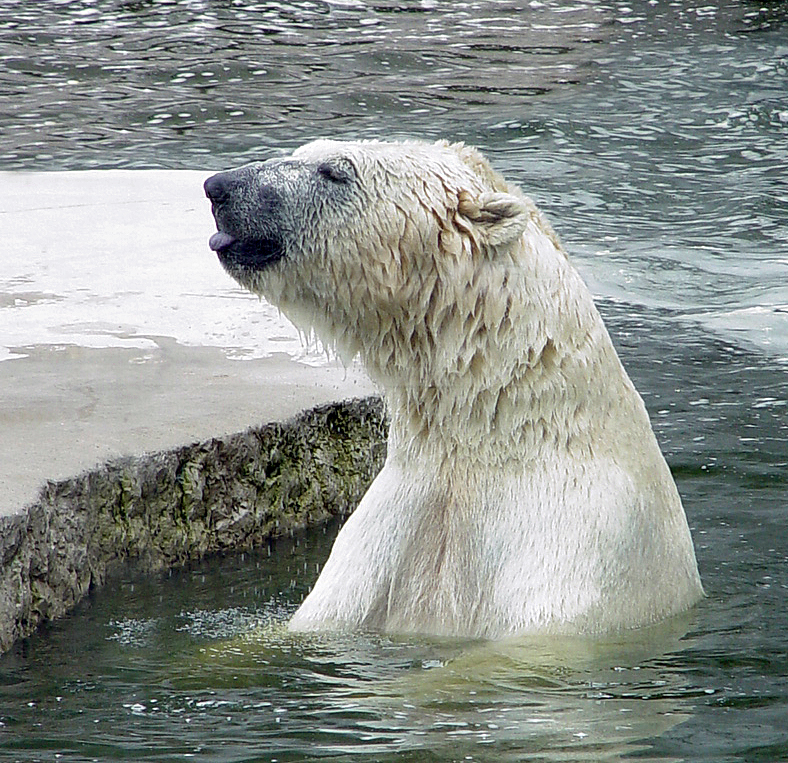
204,168,287,270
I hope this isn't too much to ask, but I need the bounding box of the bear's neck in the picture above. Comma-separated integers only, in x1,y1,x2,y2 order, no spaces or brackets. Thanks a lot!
354,265,626,470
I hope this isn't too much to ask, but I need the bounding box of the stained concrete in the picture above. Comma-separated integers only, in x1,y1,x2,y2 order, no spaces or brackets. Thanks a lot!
0,170,380,651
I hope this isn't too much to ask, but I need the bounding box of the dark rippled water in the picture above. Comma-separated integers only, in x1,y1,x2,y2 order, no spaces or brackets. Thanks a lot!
0,0,608,170
1,0,787,761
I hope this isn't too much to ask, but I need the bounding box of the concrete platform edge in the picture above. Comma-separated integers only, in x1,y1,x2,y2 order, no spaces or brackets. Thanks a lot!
0,396,386,654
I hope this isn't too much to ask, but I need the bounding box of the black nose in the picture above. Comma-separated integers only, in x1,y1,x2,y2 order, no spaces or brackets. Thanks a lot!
204,172,235,205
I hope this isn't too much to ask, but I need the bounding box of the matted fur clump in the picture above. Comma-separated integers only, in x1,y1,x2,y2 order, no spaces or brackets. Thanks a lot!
204,139,703,638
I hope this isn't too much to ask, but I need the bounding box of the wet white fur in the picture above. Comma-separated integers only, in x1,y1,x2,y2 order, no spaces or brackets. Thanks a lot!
237,139,704,638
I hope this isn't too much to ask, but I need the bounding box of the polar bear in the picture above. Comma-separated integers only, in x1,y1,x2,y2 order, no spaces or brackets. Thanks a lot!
204,139,704,638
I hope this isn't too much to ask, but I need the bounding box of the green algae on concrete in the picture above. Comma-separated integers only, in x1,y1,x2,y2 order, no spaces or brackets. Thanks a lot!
0,397,386,654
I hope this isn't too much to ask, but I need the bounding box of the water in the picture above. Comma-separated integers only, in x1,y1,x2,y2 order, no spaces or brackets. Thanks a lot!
1,0,787,760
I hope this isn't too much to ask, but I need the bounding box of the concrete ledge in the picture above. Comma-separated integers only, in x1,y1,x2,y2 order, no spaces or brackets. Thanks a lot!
0,397,386,654
1,169,375,516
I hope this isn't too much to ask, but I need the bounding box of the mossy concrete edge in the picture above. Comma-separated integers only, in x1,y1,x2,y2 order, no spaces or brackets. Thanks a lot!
0,396,387,654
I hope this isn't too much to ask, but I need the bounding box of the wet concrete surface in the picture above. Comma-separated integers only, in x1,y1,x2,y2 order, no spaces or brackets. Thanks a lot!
0,170,375,516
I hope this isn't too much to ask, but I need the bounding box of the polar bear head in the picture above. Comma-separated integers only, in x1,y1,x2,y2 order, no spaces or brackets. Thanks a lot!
205,139,542,374
205,139,592,462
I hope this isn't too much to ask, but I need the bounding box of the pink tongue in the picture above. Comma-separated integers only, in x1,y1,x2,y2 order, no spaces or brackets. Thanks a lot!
209,231,236,251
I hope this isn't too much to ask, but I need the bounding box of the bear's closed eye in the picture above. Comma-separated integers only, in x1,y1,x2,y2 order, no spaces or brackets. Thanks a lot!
317,161,353,185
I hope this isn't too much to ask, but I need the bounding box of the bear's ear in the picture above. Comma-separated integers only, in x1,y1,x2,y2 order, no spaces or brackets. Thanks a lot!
457,190,530,249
